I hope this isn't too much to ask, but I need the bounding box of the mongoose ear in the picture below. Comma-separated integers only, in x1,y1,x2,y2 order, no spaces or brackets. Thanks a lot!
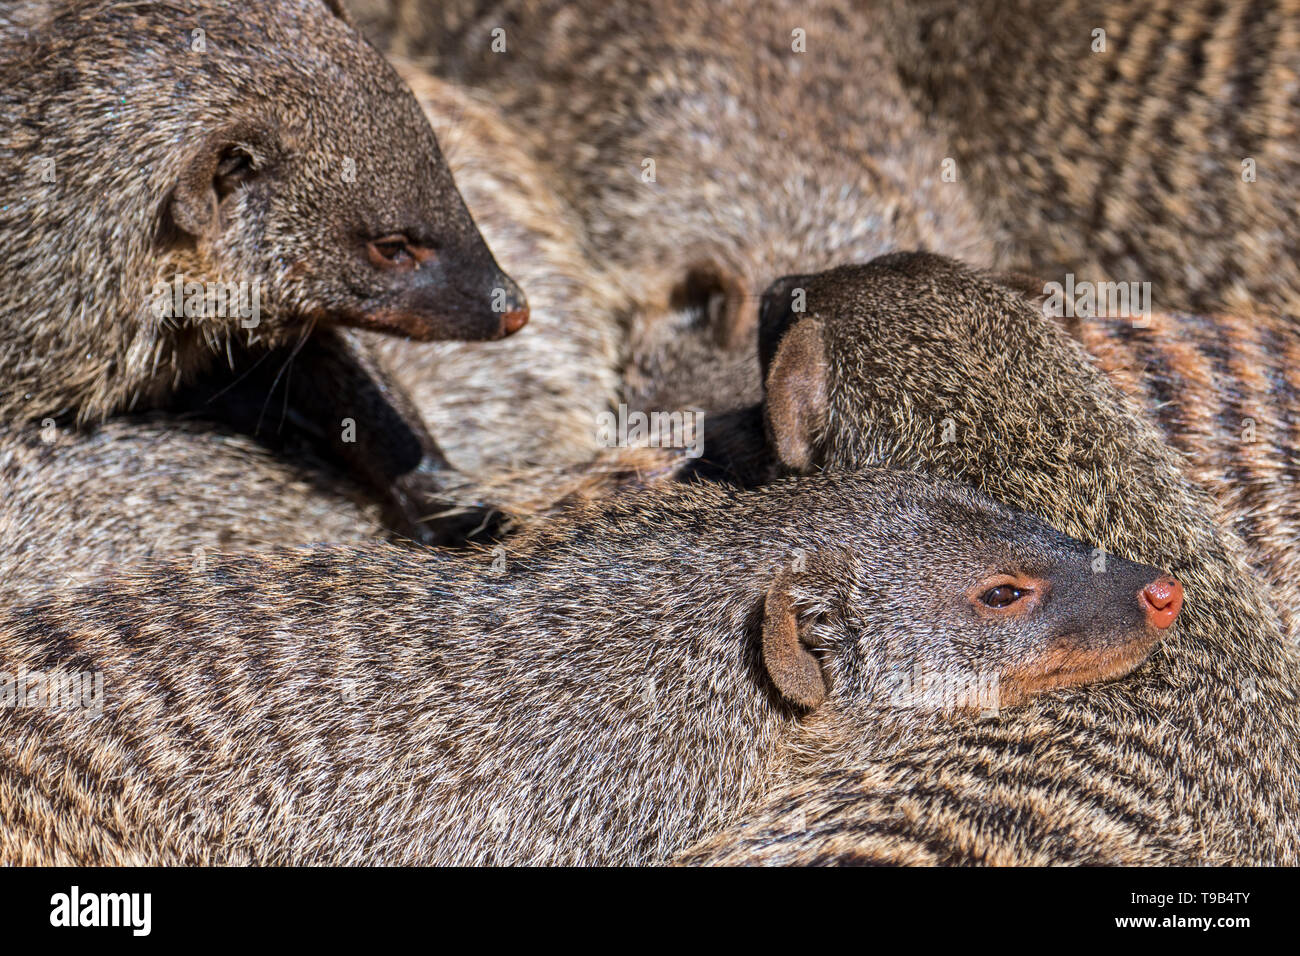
762,568,828,710
169,130,261,239
763,318,829,471
169,149,222,238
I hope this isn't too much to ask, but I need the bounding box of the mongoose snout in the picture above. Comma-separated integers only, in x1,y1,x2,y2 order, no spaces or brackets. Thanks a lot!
991,555,1181,708
342,234,529,341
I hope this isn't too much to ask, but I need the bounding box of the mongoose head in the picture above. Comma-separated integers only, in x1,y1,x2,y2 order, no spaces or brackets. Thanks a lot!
762,472,1180,713
0,0,526,421
756,251,1116,477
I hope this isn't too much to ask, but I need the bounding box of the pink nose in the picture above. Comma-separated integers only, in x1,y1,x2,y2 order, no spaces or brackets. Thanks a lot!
502,307,529,335
1141,577,1183,629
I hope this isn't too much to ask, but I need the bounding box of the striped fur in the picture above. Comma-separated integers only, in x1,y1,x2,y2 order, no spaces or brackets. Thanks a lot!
888,0,1300,318
1061,308,1300,645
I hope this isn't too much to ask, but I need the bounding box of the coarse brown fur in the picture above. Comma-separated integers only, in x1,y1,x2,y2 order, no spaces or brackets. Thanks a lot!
678,253,1300,865
1057,307,1300,646
348,0,993,400
0,0,524,426
885,0,1300,318
0,469,1173,864
0,414,684,609
0,420,385,608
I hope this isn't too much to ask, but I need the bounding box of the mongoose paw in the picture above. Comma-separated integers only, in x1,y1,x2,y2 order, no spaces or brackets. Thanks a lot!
386,471,504,547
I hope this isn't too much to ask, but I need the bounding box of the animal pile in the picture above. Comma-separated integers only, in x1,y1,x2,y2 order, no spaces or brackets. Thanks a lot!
0,0,1297,865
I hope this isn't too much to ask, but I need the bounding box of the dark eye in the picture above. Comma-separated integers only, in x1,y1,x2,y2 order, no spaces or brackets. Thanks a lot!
367,235,413,266
214,147,256,201
981,585,1025,608
366,234,436,271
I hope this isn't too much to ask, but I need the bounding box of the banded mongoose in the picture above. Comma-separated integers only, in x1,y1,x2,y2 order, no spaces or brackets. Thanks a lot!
0,0,527,536
760,271,1300,642
0,65,657,600
680,252,1300,864
0,469,1178,865
884,0,1300,318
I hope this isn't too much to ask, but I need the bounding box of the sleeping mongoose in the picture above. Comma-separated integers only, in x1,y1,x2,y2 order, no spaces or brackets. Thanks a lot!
678,252,1300,864
0,470,1176,864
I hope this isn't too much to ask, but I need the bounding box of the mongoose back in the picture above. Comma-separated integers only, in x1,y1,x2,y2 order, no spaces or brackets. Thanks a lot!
0,419,385,608
884,0,1300,318
0,415,683,608
0,470,1178,864
686,253,1300,864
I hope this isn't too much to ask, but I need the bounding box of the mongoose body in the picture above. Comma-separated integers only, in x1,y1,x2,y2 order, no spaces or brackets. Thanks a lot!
885,0,1300,318
0,470,1176,865
0,420,385,608
696,253,1300,864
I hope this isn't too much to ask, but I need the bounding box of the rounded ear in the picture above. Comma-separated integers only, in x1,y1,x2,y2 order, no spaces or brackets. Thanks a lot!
168,127,262,240
169,145,222,239
668,262,749,349
763,317,829,472
762,567,828,710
